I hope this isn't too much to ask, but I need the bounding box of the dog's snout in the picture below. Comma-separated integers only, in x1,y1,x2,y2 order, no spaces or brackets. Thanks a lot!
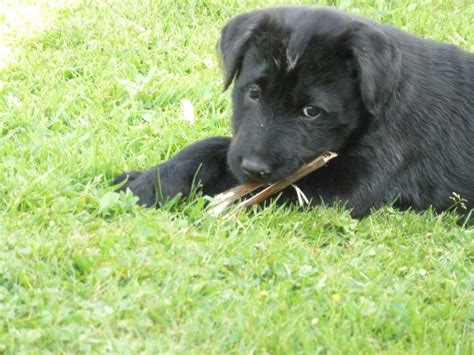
240,157,272,179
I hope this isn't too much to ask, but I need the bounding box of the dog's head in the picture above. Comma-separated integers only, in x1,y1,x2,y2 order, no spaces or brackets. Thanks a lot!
219,7,401,183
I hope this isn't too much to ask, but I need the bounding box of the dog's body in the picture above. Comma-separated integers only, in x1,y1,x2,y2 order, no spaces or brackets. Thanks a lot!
115,7,474,218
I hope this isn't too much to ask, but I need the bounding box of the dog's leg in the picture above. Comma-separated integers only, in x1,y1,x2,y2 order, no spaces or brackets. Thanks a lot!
114,137,238,207
274,157,388,218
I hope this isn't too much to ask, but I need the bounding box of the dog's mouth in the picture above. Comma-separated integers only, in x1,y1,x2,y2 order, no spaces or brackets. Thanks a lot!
211,152,338,215
235,156,318,185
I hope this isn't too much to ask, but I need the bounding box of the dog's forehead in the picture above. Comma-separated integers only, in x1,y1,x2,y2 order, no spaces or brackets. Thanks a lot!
241,31,299,76
239,40,314,87
273,6,354,35
253,7,352,73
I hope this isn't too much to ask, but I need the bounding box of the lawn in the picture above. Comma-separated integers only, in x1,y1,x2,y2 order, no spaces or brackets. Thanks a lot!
0,0,473,353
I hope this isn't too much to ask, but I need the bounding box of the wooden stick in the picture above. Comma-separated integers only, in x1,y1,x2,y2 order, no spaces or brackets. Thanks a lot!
208,181,262,216
209,152,337,215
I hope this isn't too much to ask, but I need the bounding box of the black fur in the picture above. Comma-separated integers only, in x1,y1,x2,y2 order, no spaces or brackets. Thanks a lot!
115,7,474,218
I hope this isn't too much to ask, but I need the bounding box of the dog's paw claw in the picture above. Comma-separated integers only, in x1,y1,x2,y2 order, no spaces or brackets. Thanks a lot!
113,171,142,189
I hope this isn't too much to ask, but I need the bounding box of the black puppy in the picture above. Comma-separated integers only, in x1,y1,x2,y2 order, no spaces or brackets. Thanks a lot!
115,7,474,218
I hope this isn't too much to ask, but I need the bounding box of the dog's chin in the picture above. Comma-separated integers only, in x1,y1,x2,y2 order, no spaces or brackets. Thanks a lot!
233,164,301,185
238,174,278,185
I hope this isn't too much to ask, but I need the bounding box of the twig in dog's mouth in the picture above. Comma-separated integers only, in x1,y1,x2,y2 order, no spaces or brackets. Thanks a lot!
209,151,337,216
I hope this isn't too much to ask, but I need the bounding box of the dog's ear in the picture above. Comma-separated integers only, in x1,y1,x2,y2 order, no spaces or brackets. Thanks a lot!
349,22,401,116
218,11,264,90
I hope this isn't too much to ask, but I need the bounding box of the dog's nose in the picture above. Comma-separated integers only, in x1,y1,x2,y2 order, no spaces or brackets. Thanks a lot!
240,157,272,179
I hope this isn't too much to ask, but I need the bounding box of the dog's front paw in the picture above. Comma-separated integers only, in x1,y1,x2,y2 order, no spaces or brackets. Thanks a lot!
114,171,142,187
113,169,160,207
114,162,194,208
113,137,234,208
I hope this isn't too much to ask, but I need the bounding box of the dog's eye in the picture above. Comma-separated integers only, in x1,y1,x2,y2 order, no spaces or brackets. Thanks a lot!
302,106,321,120
248,85,261,100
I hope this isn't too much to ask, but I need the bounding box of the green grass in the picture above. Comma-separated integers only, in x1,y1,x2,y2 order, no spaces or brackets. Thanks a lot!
1,0,473,353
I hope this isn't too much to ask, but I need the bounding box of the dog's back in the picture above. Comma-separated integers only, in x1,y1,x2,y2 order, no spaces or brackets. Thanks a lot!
361,24,473,213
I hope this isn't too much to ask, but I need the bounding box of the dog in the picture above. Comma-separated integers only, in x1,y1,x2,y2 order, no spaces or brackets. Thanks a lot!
114,7,474,218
